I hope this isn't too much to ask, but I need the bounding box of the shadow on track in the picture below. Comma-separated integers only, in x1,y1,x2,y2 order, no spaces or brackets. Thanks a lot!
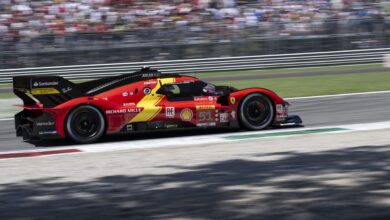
1,145,389,220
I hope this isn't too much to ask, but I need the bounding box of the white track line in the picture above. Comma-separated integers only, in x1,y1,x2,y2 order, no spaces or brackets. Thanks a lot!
0,118,13,121
286,90,390,100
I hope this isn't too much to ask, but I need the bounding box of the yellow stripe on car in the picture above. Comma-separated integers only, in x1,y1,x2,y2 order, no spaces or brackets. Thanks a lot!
130,78,175,123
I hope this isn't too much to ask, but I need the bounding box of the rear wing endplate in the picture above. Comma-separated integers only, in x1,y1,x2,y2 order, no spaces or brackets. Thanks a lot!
13,76,84,108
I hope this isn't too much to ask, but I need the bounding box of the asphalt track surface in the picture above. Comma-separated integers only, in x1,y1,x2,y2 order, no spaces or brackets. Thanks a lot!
1,91,390,152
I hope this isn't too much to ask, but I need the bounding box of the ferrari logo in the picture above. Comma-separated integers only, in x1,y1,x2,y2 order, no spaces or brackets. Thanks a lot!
230,97,236,104
180,108,193,121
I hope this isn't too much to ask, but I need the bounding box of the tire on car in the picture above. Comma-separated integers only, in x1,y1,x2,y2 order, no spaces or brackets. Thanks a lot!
65,105,106,144
239,93,275,130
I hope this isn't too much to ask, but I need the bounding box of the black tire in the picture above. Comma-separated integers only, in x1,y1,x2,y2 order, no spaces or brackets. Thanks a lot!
65,105,105,144
239,93,275,130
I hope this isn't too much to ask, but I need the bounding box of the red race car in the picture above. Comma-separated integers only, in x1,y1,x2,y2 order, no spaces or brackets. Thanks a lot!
14,67,302,144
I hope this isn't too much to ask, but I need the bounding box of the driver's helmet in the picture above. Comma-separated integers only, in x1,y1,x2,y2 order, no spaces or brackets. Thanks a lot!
203,84,216,94
166,84,180,94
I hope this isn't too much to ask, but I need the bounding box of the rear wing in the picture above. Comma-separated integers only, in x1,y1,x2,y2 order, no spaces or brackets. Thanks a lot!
13,76,84,108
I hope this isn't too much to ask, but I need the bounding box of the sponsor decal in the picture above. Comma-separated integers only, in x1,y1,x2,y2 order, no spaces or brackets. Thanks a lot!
143,87,152,95
196,105,216,110
32,81,59,87
106,109,126,114
127,108,141,113
276,104,288,121
106,108,141,114
196,122,217,127
142,73,159,78
61,87,72,93
230,97,236,105
31,88,60,95
194,96,217,101
194,96,209,102
123,102,136,107
180,108,193,121
36,121,55,127
276,104,287,113
129,92,134,96
126,124,133,131
165,107,175,118
144,80,157,85
122,92,129,97
38,131,57,135
166,124,178,129
220,113,229,123
231,111,236,120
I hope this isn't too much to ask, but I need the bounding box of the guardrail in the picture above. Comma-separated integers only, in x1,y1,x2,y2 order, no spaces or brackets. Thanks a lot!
0,48,388,84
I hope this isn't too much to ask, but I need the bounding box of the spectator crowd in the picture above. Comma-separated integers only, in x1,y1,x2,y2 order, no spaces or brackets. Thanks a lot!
0,0,387,46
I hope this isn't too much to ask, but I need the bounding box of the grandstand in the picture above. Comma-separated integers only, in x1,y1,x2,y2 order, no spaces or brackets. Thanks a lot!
0,0,387,68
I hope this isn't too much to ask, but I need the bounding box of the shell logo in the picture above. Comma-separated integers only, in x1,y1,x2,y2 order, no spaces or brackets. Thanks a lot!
180,108,193,121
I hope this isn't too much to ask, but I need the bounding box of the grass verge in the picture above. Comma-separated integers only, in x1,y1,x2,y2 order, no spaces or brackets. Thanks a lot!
190,64,383,78
210,71,390,98
0,64,388,99
0,93,16,99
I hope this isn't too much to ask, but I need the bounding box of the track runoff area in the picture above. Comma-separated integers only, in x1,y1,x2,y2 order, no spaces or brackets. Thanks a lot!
1,90,390,159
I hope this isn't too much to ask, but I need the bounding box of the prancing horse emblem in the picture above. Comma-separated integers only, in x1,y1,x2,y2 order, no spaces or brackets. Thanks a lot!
230,97,236,105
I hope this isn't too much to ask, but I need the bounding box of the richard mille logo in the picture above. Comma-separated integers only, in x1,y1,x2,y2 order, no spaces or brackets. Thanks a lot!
166,107,175,118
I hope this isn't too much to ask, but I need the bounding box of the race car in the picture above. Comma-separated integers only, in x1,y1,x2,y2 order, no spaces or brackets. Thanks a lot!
13,67,302,144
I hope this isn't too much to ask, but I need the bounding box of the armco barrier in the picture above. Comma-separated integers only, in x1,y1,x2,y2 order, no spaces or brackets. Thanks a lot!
0,48,388,84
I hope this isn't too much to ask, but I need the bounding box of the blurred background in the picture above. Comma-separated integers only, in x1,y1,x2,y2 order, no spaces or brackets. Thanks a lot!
0,0,389,68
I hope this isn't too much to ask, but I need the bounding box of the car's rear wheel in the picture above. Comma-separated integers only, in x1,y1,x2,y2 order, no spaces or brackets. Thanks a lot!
239,93,275,130
65,105,105,144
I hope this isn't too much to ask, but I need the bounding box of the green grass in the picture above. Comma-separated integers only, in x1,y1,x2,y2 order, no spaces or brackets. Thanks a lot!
0,64,388,99
0,93,16,99
190,64,382,78
0,84,11,89
210,71,390,98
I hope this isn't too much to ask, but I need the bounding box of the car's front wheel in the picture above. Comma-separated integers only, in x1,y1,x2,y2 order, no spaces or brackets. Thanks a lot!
65,105,105,144
239,93,275,130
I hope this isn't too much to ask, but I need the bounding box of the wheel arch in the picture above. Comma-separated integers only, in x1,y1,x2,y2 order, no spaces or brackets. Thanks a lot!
237,92,277,129
63,103,108,140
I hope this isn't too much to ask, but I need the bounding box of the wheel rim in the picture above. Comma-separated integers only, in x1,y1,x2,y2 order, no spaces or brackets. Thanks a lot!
243,96,272,127
71,110,101,138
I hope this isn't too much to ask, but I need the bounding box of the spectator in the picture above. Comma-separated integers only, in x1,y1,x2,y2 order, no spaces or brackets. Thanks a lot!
0,0,386,53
